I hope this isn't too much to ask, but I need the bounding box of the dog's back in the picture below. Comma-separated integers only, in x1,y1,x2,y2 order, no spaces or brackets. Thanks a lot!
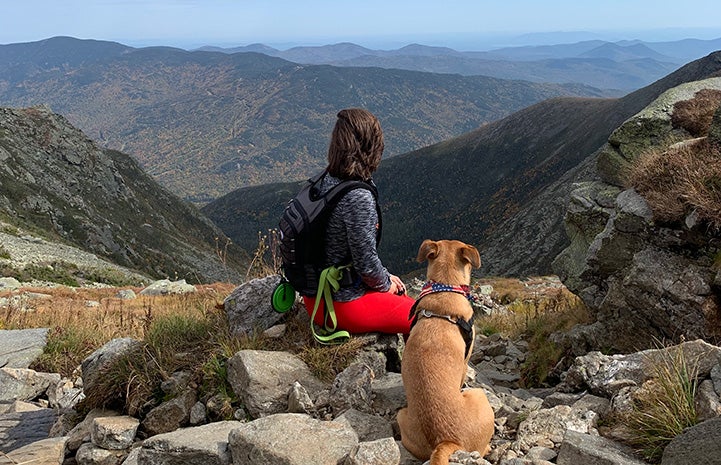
398,240,494,464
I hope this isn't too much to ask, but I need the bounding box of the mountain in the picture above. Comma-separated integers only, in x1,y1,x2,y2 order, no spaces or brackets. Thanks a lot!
0,37,607,204
200,38,721,90
0,105,247,283
203,51,721,277
579,42,671,62
333,55,677,91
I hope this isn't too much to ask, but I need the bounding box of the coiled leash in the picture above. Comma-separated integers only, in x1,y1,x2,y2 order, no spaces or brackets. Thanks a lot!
310,264,352,344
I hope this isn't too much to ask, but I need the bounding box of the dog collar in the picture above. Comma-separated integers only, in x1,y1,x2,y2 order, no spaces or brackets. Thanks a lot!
417,280,477,303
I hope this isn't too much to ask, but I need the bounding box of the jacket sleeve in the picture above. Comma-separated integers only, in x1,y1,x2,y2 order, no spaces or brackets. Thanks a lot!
337,189,391,292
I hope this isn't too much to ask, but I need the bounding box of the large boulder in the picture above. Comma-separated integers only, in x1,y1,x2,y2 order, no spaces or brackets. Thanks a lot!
226,350,326,418
137,421,242,465
228,413,358,465
223,275,291,338
81,338,142,396
661,417,721,465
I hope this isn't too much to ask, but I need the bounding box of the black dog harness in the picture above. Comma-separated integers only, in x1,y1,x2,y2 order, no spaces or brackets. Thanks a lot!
408,281,476,360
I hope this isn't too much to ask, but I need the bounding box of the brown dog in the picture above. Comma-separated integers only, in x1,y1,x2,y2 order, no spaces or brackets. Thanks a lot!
397,239,494,465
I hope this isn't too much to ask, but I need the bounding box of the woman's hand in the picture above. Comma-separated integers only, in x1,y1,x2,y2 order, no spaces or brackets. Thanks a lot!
388,274,406,295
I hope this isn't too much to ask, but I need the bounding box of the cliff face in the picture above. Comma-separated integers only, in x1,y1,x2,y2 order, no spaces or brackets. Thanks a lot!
552,79,721,353
0,106,246,283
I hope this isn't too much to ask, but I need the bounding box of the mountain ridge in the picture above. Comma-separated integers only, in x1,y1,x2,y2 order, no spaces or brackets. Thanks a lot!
0,36,609,203
203,51,721,277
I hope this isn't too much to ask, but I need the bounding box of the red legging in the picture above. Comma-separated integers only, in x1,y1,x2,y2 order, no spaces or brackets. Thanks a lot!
303,292,415,336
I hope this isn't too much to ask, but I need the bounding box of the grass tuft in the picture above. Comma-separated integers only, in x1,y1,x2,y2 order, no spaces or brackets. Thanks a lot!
625,343,700,462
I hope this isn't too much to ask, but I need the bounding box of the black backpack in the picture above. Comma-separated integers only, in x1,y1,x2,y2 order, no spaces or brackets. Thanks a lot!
278,170,381,296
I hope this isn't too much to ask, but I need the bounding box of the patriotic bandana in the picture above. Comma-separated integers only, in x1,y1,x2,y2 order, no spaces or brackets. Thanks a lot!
417,280,477,303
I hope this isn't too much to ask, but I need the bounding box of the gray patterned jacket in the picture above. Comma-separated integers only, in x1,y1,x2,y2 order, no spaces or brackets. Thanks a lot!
317,174,391,301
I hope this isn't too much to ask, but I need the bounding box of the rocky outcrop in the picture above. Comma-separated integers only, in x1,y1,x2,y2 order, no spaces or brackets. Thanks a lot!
553,79,721,353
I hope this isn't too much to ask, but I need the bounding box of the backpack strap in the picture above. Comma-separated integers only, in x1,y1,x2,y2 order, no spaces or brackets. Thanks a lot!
309,264,352,344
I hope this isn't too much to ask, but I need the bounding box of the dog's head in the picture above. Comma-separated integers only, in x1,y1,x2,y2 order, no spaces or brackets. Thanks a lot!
416,239,481,285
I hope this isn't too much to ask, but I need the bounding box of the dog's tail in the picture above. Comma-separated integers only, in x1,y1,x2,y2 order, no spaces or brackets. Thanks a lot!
430,441,462,465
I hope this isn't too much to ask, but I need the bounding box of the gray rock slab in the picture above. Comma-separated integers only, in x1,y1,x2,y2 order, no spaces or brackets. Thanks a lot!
0,328,49,369
0,407,59,453
228,413,358,465
661,417,721,465
0,436,67,465
227,349,326,418
557,430,647,465
138,420,243,465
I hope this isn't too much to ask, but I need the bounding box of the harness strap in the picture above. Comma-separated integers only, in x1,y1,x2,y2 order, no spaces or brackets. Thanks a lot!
310,264,352,344
409,281,476,359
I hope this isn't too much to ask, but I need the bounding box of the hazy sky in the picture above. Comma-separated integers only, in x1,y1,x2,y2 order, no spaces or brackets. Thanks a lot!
2,0,721,50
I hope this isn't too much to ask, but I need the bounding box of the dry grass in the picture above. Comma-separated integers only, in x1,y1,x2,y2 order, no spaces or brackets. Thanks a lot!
1,281,369,417
671,89,721,137
625,140,721,231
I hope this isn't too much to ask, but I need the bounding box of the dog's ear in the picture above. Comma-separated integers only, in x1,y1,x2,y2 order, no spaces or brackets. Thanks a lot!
417,239,438,263
460,244,481,268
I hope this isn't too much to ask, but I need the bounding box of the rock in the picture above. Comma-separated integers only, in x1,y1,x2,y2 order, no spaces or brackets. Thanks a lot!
557,430,646,465
66,408,121,453
76,442,128,465
598,77,721,185
695,379,721,421
223,275,288,338
0,407,58,453
263,324,286,339
335,408,394,442
560,340,721,397
0,367,61,402
121,447,141,465
513,405,598,452
661,417,721,465
0,437,67,465
91,416,140,450
81,338,142,395
47,377,84,410
370,372,406,414
228,413,358,465
141,389,196,436
343,437,400,465
116,289,137,300
0,277,21,291
137,421,242,465
189,401,207,426
226,350,326,418
160,371,192,397
0,328,49,368
287,381,314,414
139,279,196,296
330,363,375,414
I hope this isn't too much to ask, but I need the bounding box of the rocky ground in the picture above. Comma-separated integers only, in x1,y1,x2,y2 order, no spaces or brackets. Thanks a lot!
2,276,721,465
0,224,150,288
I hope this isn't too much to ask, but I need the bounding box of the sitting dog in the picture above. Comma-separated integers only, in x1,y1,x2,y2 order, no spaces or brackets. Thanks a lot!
397,239,494,465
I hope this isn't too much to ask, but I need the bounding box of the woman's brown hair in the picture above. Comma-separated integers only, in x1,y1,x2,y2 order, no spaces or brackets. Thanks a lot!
327,108,384,180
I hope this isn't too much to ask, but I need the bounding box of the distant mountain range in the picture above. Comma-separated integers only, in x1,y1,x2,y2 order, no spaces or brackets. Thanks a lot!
197,37,721,90
202,51,721,277
0,36,610,203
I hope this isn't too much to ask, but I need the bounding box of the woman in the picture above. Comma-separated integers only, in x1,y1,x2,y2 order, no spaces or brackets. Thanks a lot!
302,108,414,335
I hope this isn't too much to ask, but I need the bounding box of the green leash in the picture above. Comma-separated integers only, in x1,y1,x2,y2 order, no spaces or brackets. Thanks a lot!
310,265,351,344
